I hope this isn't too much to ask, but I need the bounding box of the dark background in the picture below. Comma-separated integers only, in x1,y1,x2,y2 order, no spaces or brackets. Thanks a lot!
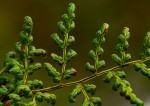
0,0,150,106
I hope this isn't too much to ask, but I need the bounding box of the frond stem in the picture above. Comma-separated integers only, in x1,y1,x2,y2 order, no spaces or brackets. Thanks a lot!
60,32,69,84
79,83,94,106
23,45,29,84
32,57,150,93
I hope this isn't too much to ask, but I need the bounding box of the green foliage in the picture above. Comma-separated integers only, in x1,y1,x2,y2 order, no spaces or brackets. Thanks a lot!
0,2,150,106
64,68,77,79
140,32,150,58
82,97,102,106
9,93,21,101
68,84,101,106
89,97,102,106
0,87,8,96
35,92,56,105
68,84,82,103
84,84,96,95
84,62,95,73
103,71,113,83
134,63,150,78
28,63,41,75
44,63,61,83
111,27,131,66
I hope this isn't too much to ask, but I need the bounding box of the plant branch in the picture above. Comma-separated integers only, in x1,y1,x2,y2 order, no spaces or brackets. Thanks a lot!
32,57,150,93
32,94,37,106
60,33,69,84
94,51,99,73
23,45,29,84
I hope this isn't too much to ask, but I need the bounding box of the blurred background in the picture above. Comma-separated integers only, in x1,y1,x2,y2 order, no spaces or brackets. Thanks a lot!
0,0,150,106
